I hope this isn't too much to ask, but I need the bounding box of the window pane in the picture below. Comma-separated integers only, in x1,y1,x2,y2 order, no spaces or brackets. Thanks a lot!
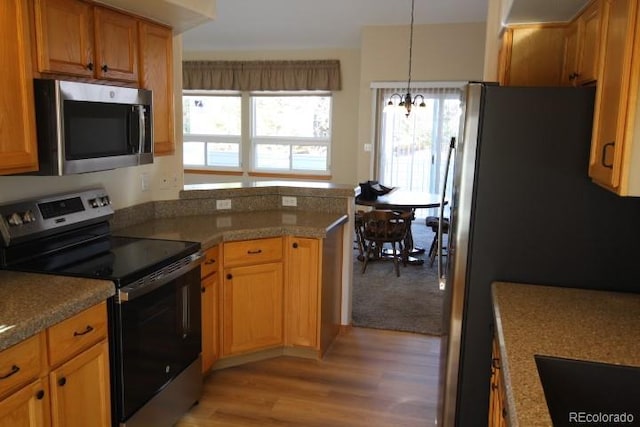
253,96,330,138
183,142,205,165
292,145,328,170
206,142,240,168
183,96,241,135
255,144,290,169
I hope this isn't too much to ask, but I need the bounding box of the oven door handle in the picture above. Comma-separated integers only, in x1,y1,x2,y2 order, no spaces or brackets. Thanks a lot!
117,251,204,303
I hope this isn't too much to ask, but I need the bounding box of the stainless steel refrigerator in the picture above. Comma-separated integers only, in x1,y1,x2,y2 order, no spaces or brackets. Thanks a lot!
436,83,640,426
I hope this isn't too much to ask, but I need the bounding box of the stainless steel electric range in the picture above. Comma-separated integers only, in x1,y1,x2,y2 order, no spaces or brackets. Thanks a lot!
0,187,203,427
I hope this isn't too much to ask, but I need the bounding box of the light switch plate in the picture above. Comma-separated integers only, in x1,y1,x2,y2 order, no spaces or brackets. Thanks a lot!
282,196,297,207
216,199,232,210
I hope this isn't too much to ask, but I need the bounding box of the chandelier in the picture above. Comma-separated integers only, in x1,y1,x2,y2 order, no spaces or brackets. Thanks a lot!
386,0,425,117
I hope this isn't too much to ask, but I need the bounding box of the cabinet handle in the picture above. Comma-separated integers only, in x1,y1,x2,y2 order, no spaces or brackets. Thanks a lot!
36,390,45,400
226,273,233,280
204,259,216,265
86,62,94,71
568,72,576,81
201,286,206,293
58,377,66,387
491,357,500,369
73,325,94,336
247,249,262,255
102,64,109,72
601,141,615,169
292,242,298,249
0,365,19,380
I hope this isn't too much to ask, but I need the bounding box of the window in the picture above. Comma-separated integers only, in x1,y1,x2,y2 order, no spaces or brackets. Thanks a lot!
183,91,332,175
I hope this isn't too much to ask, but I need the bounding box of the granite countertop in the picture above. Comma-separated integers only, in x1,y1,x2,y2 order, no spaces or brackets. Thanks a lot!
491,282,640,426
114,209,349,249
0,271,114,352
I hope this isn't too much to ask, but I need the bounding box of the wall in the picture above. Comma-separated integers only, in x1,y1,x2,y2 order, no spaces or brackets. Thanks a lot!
0,36,187,210
181,48,361,187
356,22,487,182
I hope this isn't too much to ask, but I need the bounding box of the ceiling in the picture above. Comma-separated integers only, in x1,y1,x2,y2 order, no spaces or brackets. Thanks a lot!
181,0,489,51
180,0,591,52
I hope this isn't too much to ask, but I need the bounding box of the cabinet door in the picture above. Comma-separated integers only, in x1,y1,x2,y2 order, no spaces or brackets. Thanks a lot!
562,20,580,85
223,262,284,355
201,273,219,373
49,340,111,427
577,0,602,85
0,0,39,175
285,237,320,348
94,7,138,82
589,0,638,190
503,25,566,86
33,0,94,77
139,21,175,156
0,379,49,427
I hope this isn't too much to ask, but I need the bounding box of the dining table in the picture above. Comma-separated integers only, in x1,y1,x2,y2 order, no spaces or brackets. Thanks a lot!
355,188,447,265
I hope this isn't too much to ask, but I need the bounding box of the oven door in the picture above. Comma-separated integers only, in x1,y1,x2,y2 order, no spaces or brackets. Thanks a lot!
111,265,201,422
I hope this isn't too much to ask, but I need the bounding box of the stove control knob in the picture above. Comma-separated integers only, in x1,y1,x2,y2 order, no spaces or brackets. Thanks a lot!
21,210,36,223
101,196,111,206
7,212,23,226
88,198,100,208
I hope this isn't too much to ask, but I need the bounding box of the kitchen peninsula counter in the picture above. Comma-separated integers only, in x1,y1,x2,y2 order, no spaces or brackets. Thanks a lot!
114,209,348,250
492,282,640,426
0,271,114,351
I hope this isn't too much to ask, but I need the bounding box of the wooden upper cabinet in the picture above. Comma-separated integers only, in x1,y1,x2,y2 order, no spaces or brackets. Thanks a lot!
589,0,640,194
0,0,39,175
499,24,566,86
94,7,138,82
33,0,94,77
139,21,174,155
562,0,602,86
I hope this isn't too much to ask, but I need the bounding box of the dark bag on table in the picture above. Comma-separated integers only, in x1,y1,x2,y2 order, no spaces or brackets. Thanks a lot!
358,181,392,201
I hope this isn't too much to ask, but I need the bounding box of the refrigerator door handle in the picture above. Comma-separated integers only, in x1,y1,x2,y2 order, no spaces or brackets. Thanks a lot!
438,136,456,290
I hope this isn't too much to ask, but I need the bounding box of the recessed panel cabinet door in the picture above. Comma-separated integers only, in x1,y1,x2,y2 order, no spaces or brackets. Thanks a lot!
0,379,49,427
223,262,284,356
33,0,94,77
94,7,138,82
589,0,638,191
139,21,175,155
0,0,39,175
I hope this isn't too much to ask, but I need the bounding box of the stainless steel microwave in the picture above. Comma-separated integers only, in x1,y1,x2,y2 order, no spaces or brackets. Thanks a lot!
31,79,153,175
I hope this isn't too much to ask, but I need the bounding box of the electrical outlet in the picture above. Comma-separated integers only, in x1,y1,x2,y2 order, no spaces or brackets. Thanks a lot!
141,173,149,192
282,196,297,207
364,143,373,152
216,199,232,210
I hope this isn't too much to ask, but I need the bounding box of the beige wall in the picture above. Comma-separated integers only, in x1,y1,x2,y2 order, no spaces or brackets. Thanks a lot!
181,48,361,186
356,22,486,182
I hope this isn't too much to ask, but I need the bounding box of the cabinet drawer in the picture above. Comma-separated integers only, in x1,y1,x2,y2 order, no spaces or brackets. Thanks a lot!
201,246,219,279
47,302,108,367
0,333,43,399
224,238,283,267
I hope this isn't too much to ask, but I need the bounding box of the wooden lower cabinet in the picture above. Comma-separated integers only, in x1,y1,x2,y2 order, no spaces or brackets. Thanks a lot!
201,245,220,373
0,302,111,427
285,237,320,348
488,337,508,427
0,379,49,427
222,262,284,356
49,340,110,427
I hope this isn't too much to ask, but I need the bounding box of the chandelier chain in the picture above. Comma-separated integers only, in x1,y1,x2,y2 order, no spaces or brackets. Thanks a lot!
407,0,415,92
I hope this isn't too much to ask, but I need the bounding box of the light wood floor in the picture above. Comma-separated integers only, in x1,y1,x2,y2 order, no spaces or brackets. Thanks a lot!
177,327,441,427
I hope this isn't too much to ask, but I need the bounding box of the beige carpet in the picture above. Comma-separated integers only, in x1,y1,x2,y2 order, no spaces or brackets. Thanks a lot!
351,220,444,336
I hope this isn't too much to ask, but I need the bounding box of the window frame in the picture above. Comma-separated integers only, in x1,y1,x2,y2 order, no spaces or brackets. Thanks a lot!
182,90,333,177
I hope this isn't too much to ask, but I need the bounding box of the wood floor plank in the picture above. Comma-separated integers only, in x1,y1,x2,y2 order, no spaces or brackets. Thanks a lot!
177,327,440,426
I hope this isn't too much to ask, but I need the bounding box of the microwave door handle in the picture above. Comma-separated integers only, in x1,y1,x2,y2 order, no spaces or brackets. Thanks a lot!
137,105,146,155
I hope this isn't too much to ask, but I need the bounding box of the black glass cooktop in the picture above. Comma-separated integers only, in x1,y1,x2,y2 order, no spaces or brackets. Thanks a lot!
8,236,200,287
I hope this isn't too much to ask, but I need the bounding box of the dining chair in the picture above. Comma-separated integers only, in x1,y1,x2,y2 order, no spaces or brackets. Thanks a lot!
361,210,412,277
426,216,449,267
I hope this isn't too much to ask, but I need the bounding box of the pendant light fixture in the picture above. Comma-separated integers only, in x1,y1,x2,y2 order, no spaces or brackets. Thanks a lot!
386,0,426,117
